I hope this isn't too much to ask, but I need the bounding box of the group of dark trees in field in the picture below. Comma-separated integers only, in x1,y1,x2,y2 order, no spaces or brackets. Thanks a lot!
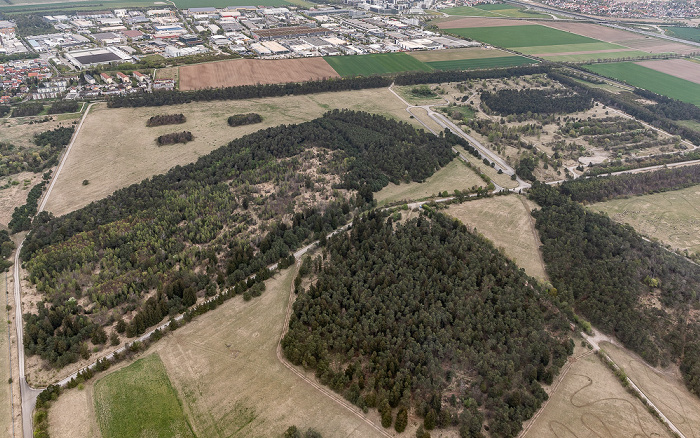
558,164,700,203
156,131,193,145
0,126,73,177
228,113,263,127
0,230,15,272
529,181,700,396
146,113,186,127
480,89,593,116
21,110,457,368
11,102,44,118
47,101,80,115
9,180,46,233
284,210,572,437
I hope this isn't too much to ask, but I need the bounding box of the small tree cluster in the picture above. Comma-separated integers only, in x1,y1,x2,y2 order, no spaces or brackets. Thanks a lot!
227,113,263,127
156,131,193,146
146,113,186,127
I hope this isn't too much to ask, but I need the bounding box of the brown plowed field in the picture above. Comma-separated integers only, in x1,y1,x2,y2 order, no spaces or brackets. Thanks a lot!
437,17,534,28
178,58,340,90
544,22,697,54
637,58,700,84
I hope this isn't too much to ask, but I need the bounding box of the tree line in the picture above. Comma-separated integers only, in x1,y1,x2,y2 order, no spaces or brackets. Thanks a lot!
284,210,572,437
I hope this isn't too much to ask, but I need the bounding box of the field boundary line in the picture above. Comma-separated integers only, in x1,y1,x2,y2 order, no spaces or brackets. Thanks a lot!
276,262,392,438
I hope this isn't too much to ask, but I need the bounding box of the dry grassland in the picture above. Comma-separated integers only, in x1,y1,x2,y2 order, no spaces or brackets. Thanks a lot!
409,107,447,135
0,273,12,438
445,195,547,280
153,267,386,438
409,47,512,62
601,341,700,438
178,58,340,90
155,66,178,81
637,59,700,85
44,88,414,217
0,116,79,150
0,172,42,228
48,385,101,438
375,158,485,205
522,344,672,438
453,145,519,189
588,184,700,255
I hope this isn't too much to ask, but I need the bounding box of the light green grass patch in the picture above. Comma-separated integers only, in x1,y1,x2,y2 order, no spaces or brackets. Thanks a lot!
493,8,550,18
448,25,601,48
474,3,517,10
441,5,500,16
375,157,485,205
517,42,626,55
540,51,654,62
427,55,537,70
585,62,700,107
323,53,432,77
94,354,195,438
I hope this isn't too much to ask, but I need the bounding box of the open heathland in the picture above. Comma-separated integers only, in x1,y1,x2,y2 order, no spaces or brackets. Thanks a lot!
178,58,339,90
284,210,573,435
446,25,601,48
522,344,672,438
375,157,485,205
94,354,195,438
601,341,700,438
588,183,700,256
323,53,432,77
585,62,700,106
43,88,414,217
445,195,547,280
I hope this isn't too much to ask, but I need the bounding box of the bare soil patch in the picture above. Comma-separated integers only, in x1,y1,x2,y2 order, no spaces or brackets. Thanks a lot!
179,58,340,90
446,195,548,280
637,58,700,85
522,344,672,438
409,47,511,61
44,88,412,217
544,22,697,54
436,17,534,29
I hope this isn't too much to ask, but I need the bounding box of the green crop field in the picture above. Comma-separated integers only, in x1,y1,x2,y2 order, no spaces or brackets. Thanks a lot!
441,5,500,16
474,3,517,10
323,52,432,77
94,354,195,438
663,26,700,44
427,55,537,70
448,25,601,48
585,62,700,106
540,51,653,62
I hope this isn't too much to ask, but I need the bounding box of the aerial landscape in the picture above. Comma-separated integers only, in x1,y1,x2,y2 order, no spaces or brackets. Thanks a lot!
1,0,700,436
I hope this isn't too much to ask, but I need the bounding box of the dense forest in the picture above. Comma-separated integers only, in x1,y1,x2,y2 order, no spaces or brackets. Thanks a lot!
529,182,700,395
156,131,193,145
558,164,700,203
284,211,571,437
21,111,457,368
146,113,186,127
480,89,593,116
228,113,263,127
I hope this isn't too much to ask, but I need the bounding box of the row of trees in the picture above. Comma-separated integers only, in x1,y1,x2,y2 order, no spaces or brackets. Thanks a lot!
21,110,458,368
283,210,572,437
529,181,700,395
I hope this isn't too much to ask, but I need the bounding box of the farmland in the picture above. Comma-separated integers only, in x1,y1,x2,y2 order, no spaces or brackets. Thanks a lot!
601,341,700,438
445,195,547,280
441,3,549,18
426,55,536,70
178,58,339,90
323,52,432,77
585,62,700,106
94,354,195,438
375,157,485,205
538,50,652,62
440,5,500,16
588,184,700,256
522,343,672,438
42,88,413,218
663,26,700,43
408,47,513,62
446,24,601,48
636,58,700,85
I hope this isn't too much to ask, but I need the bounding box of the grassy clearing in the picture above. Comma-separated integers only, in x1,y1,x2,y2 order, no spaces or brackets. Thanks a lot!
375,157,485,205
394,84,446,105
588,184,700,255
585,62,700,106
441,5,500,16
540,51,653,62
453,145,518,189
44,88,414,217
149,267,386,437
445,195,547,280
474,3,518,10
600,341,700,438
323,53,432,77
94,354,194,438
522,343,672,438
448,25,601,48
409,47,512,62
408,107,447,135
427,56,536,70
516,42,626,55
663,26,700,44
